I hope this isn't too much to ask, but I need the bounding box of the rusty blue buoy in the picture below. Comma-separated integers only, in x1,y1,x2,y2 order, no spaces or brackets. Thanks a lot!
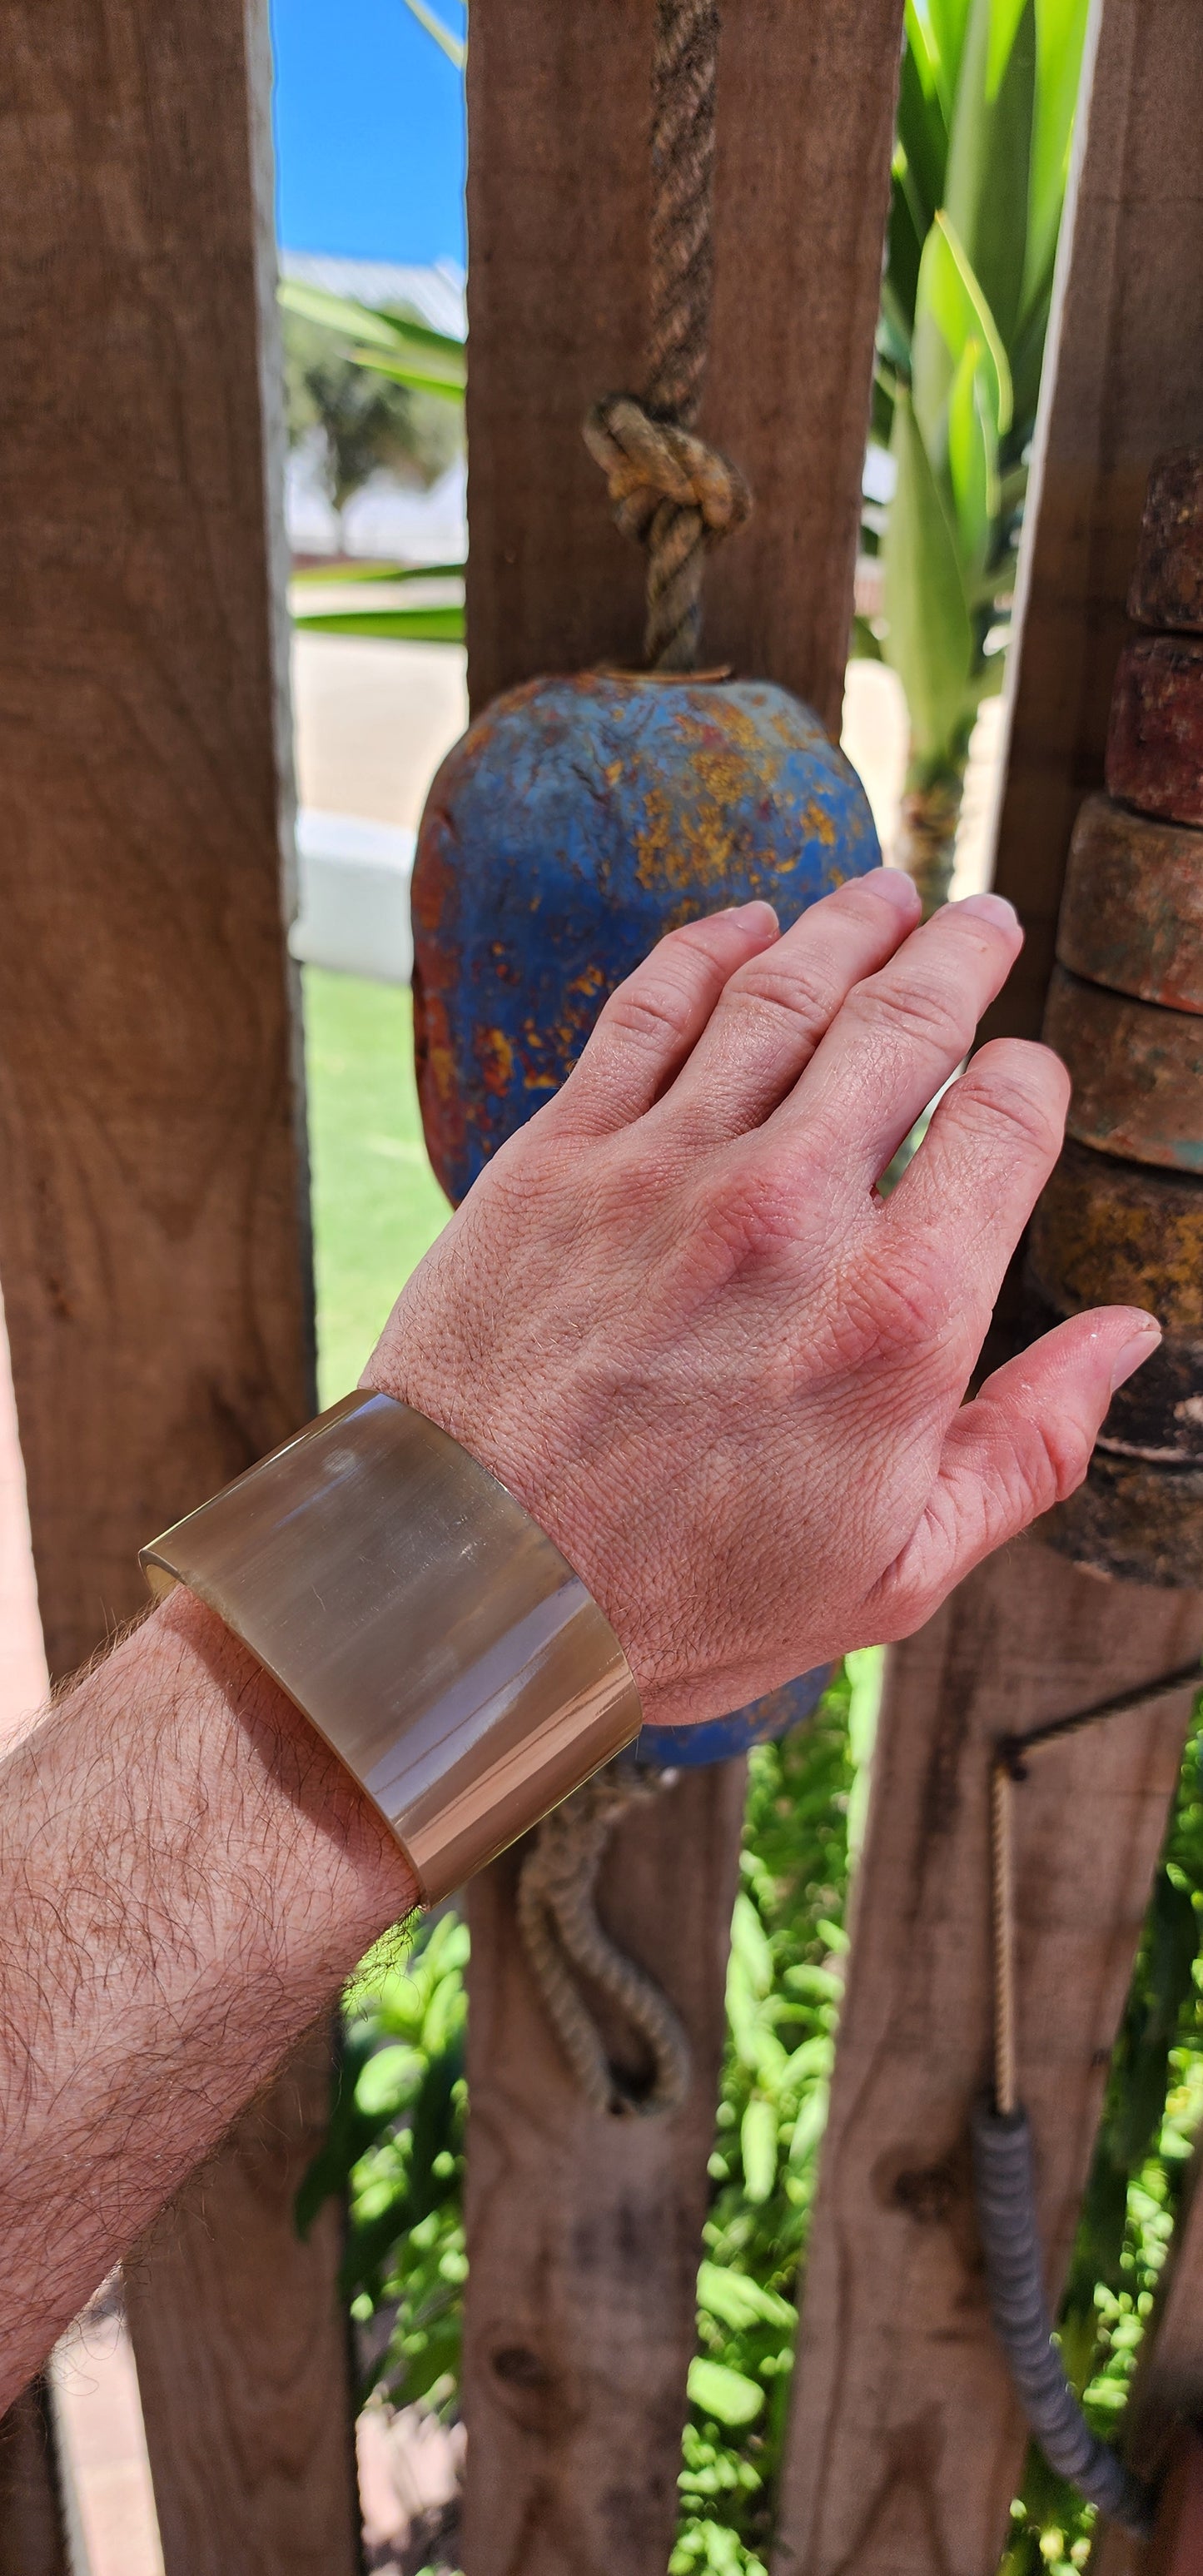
411,667,881,1762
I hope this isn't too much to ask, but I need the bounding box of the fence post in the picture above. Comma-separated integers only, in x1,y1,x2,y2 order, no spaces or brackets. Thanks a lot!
0,0,360,2567
459,4,905,2567
773,3,1203,2568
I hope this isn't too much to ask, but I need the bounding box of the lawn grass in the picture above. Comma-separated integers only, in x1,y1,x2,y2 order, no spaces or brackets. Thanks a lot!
302,967,450,1407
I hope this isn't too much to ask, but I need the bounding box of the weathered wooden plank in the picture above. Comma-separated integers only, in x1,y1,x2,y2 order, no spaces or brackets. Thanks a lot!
0,2386,67,2576
126,2023,360,2576
460,5,906,2567
465,0,906,736
982,0,1203,1050
0,1,358,2566
773,1542,1202,2576
774,6,1203,2562
463,1768,748,2574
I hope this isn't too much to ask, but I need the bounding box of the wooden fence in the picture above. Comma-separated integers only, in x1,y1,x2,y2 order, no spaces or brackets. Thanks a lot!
1,1,1202,2572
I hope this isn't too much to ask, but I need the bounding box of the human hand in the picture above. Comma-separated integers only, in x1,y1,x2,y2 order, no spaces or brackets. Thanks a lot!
366,872,1160,1729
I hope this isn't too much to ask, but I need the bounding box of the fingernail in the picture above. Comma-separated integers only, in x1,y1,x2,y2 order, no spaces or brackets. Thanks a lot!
957,892,1020,932
864,866,920,911
1111,1317,1162,1393
723,899,778,931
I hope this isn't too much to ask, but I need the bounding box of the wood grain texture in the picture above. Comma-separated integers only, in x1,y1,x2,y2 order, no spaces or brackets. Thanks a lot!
773,1539,1203,2576
0,1,358,2565
983,0,1203,1052
124,2023,360,2576
460,5,906,2564
465,0,906,734
0,2386,67,2576
462,1768,748,2576
0,0,314,1679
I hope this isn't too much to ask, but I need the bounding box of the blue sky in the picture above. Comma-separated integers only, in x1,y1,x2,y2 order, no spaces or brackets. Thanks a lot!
271,0,467,266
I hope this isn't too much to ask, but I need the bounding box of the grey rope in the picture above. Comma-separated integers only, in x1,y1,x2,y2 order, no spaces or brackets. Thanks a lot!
517,1765,692,2117
976,1662,1201,2539
582,0,751,670
972,2101,1155,2539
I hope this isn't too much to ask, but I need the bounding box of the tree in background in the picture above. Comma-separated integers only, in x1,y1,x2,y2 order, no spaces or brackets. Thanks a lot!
281,294,464,551
860,0,1090,912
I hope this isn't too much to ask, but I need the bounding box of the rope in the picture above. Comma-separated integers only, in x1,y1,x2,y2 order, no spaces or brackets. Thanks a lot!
517,1764,692,2117
989,1760,1017,2120
977,1657,1201,2538
972,2101,1156,2539
582,0,751,670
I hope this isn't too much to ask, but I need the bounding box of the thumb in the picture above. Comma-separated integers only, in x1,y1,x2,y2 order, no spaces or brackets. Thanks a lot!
870,1307,1162,1631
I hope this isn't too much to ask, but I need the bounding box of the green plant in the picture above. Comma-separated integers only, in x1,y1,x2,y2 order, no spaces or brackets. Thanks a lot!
280,277,467,631
861,0,1090,911
281,290,463,551
300,1911,470,2410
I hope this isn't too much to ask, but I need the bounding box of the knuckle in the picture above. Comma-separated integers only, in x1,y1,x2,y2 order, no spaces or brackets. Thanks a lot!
602,970,698,1052
955,1062,1064,1161
844,972,963,1055
725,957,840,1039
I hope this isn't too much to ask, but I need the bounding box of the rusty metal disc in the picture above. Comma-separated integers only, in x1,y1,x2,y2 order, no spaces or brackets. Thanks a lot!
1106,634,1203,828
1127,446,1203,632
1022,1280,1203,1464
1039,1448,1203,1589
1027,1136,1203,1327
1043,967,1203,1171
1057,793,1203,1012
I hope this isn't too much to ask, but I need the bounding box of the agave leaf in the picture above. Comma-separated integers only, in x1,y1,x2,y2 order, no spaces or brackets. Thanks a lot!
914,0,975,117
897,37,948,234
851,613,884,663
400,0,466,68
943,0,1036,354
882,388,974,763
1024,0,1090,324
279,279,465,397
350,344,465,400
912,214,1012,460
294,604,465,643
292,559,465,586
947,337,1000,572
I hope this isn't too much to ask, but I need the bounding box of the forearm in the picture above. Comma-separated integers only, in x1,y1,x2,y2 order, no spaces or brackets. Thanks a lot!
0,1586,415,2408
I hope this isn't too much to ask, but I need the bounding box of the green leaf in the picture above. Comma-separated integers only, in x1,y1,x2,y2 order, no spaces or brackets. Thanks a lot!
943,0,1036,355
687,2360,766,2429
740,2096,778,2205
401,0,466,67
788,2082,831,2169
851,613,884,663
913,213,1013,457
1024,0,1090,327
947,337,1000,571
293,604,466,643
278,280,465,397
291,559,465,586
729,1892,774,1999
696,2263,796,2335
881,387,975,763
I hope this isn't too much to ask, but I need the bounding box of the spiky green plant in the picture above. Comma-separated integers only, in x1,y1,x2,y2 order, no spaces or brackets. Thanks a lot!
860,0,1090,911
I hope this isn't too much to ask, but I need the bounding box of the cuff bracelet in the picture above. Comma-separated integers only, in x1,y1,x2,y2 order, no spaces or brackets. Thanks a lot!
140,1390,642,1906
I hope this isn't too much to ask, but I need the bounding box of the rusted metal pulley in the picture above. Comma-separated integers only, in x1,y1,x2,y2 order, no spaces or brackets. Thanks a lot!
410,664,880,1758
1028,446,1203,1583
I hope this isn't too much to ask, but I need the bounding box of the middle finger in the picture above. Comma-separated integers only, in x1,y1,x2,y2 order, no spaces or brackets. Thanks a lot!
769,892,1022,1184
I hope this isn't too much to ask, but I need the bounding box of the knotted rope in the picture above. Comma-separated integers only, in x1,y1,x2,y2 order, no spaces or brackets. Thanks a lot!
517,1765,691,2117
583,0,751,670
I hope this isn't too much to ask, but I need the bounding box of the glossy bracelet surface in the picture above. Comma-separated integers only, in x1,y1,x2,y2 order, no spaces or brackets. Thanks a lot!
141,1390,642,1905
